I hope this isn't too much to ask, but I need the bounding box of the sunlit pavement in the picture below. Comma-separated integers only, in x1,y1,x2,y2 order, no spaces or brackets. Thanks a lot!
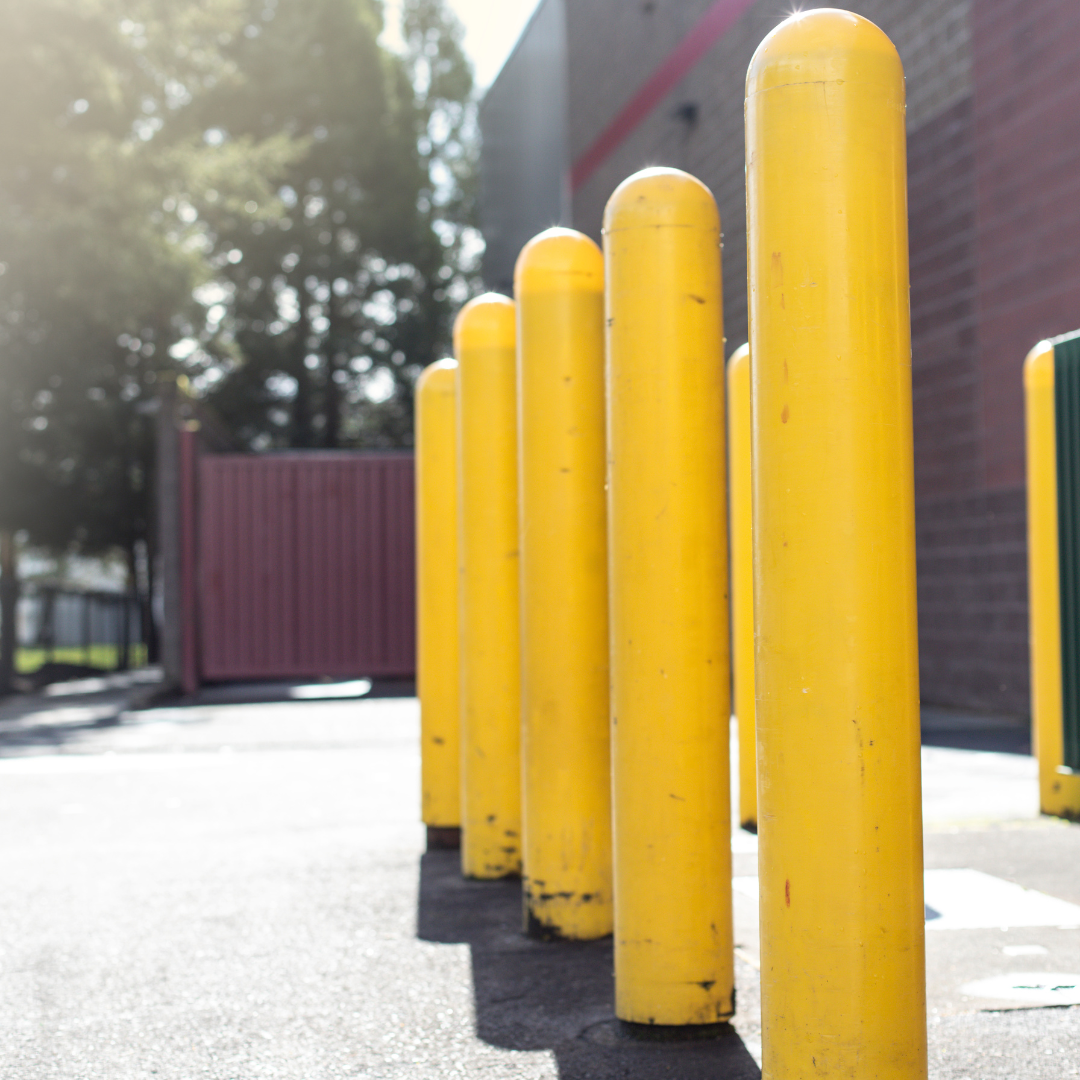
0,682,1076,1079
730,727,1080,1077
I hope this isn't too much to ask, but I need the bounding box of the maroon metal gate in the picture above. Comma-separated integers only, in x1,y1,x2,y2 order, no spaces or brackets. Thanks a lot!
193,452,415,682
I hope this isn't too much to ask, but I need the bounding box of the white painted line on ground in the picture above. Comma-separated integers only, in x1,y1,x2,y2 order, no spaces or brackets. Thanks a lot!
921,746,1039,823
960,972,1080,1006
924,869,1080,930
732,869,1080,930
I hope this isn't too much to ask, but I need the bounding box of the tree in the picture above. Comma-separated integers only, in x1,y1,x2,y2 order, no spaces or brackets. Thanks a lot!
0,0,477,684
0,0,297,536
0,0,296,681
195,0,478,450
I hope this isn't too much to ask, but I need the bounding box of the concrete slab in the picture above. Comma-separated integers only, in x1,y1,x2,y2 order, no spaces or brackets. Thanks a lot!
922,745,1040,825
0,690,1075,1078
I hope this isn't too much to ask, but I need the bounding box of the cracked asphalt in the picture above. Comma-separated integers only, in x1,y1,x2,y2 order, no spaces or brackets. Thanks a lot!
0,676,1076,1078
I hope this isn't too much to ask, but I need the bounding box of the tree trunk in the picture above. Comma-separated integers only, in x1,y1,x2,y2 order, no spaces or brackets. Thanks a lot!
120,540,137,671
0,530,17,694
81,592,92,666
42,589,55,663
144,534,159,664
325,350,341,448
324,296,344,448
291,294,314,447
294,364,314,447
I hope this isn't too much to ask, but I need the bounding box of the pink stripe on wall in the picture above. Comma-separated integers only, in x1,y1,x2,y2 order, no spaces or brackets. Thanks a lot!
570,0,757,192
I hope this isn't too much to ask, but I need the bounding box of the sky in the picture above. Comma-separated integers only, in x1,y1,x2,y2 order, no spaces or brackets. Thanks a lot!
382,0,543,89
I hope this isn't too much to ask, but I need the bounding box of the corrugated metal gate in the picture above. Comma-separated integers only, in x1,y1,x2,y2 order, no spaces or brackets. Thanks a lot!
195,452,415,681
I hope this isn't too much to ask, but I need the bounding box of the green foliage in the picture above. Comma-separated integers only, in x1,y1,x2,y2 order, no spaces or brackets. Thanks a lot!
197,0,478,450
0,0,285,550
0,0,476,560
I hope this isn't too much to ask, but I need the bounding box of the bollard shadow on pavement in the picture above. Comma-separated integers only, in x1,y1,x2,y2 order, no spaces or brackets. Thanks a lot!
417,849,761,1080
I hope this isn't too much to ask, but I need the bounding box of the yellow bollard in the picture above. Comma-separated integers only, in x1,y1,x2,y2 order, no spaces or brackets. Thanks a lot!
604,167,733,1027
454,294,522,879
1024,337,1080,819
416,358,462,848
746,10,927,1078
726,342,756,832
515,228,612,940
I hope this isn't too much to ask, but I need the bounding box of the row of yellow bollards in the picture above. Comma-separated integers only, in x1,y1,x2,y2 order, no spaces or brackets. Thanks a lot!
417,8,926,1078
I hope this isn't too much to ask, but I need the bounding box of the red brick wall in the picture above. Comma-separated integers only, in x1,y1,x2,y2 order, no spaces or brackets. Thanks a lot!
545,0,1080,715
910,98,981,502
916,490,1028,712
973,0,1080,490
914,0,1080,715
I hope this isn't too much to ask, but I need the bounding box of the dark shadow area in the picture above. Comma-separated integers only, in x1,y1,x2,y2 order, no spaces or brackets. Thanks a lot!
0,674,153,755
363,677,417,699
11,661,109,693
0,672,414,756
0,706,127,755
417,850,761,1080
921,706,1031,755
0,681,196,758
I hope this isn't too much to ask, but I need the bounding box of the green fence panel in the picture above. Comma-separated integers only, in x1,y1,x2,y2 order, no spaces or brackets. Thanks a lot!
1053,331,1080,770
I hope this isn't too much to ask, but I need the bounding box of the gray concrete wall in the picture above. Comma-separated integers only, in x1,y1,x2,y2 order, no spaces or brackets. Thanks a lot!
565,0,973,362
478,0,570,294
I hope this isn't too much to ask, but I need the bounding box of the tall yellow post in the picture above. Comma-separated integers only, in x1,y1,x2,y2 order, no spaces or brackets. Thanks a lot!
746,11,927,1078
515,228,612,940
1024,339,1080,819
726,343,756,832
605,167,733,1027
455,294,522,879
416,358,461,848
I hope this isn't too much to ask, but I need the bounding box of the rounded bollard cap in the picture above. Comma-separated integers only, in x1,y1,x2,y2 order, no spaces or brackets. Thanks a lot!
416,357,457,396
603,166,718,236
727,342,750,376
453,293,515,355
514,227,603,295
746,8,902,99
1024,340,1054,390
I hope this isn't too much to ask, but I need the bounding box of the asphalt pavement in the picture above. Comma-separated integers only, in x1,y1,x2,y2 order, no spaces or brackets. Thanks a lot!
0,675,1076,1078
